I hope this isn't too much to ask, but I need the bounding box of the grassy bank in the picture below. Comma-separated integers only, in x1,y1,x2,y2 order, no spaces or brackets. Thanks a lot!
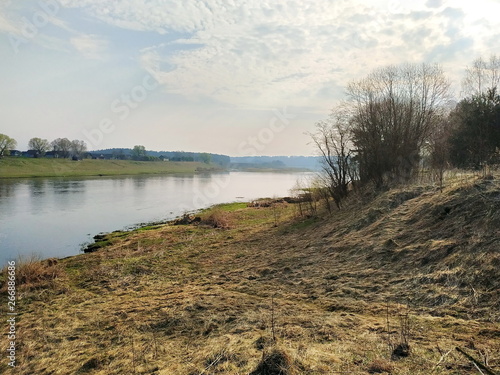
0,157,222,178
1,175,499,374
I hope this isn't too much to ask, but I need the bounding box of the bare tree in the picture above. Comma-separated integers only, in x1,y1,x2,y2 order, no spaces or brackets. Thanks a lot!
28,137,50,157
0,134,17,157
310,106,357,209
347,63,451,187
427,115,453,191
70,140,87,159
462,54,500,96
51,138,72,158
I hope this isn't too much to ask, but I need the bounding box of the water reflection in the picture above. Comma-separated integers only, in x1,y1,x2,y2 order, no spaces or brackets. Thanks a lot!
54,180,86,212
0,180,17,199
133,176,147,189
29,179,47,196
51,179,85,195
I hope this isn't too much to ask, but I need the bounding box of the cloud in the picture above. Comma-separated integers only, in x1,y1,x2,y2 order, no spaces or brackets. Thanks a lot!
70,34,108,60
0,1,80,55
0,4,21,35
426,0,444,8
99,1,490,108
441,7,465,19
10,0,500,109
129,1,410,107
425,37,475,63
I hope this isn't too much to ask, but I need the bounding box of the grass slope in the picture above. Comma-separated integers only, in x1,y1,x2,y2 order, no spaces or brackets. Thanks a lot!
1,175,499,374
0,158,220,178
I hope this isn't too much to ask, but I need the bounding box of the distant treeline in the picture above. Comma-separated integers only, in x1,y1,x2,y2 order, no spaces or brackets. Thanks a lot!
90,149,321,170
230,156,321,170
91,148,231,166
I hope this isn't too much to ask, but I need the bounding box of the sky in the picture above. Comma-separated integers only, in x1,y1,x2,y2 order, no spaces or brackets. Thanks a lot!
0,0,499,156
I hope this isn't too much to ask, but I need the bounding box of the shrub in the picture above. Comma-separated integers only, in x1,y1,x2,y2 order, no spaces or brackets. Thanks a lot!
203,208,232,229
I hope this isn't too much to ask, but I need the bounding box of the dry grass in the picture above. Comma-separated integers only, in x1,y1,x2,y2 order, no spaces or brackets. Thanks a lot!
367,358,394,373
202,207,233,229
1,173,499,374
0,255,64,295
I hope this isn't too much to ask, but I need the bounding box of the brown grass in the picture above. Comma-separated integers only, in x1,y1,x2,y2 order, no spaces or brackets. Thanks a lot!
0,255,64,294
367,358,394,373
202,207,233,228
2,172,499,374
250,348,297,375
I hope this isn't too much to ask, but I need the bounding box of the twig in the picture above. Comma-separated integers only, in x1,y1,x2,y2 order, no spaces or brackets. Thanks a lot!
271,294,277,342
432,348,452,372
473,362,486,375
479,349,491,368
198,352,224,375
456,347,498,375
386,301,390,347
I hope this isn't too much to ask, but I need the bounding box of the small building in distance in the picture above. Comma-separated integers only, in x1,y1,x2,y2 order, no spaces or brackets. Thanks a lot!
21,150,39,158
8,150,22,157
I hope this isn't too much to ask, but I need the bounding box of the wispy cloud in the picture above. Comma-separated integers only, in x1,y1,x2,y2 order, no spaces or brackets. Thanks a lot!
0,4,20,35
70,34,108,60
0,0,79,54
40,1,500,107
6,1,500,105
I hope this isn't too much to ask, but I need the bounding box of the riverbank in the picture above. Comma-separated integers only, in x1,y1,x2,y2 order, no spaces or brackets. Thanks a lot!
1,176,499,374
0,157,223,178
231,166,312,173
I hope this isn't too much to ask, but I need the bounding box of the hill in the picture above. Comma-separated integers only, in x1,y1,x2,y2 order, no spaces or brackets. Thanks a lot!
1,173,499,374
231,155,321,171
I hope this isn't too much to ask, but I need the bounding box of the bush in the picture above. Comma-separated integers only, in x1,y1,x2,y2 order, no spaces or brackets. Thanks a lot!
203,208,232,229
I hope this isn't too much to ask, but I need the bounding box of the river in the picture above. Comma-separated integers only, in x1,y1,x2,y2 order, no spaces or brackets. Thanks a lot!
0,171,312,265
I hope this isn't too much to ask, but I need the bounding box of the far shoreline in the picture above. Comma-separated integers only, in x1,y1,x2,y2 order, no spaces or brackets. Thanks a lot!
0,157,313,179
0,158,224,179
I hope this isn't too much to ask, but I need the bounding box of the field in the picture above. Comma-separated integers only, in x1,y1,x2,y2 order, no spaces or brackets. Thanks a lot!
0,173,499,374
0,158,220,178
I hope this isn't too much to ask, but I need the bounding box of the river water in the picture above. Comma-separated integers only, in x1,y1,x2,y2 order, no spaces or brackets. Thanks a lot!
0,171,312,265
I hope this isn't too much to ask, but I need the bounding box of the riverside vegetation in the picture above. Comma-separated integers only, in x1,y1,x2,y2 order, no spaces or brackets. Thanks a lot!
1,172,499,374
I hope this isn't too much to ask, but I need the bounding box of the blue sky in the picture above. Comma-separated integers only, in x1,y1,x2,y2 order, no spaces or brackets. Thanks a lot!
1,0,499,156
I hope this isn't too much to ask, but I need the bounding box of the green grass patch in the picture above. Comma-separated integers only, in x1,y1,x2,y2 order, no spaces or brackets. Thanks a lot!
84,240,112,252
201,202,247,214
217,202,248,211
0,157,222,178
280,216,319,233
135,224,165,232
